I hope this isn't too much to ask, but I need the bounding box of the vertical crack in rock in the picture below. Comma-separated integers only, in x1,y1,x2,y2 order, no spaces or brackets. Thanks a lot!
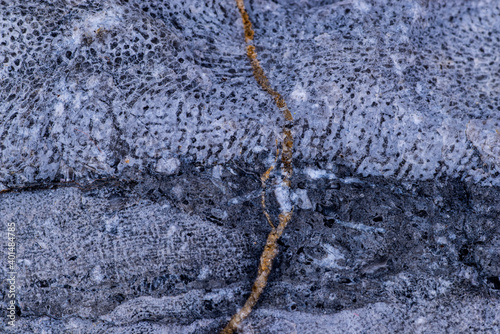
221,1,295,333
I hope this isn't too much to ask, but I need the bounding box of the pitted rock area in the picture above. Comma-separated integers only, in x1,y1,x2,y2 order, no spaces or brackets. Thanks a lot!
1,0,500,186
1,166,500,332
1,0,499,333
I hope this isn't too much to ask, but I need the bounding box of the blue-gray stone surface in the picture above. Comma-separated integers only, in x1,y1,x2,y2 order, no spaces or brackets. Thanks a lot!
1,0,500,187
1,0,499,333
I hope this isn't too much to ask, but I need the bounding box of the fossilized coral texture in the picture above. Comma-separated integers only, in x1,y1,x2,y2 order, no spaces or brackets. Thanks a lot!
1,1,500,333
1,0,500,187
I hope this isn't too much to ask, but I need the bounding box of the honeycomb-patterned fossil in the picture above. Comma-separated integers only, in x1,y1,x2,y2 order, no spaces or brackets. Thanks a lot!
1,0,500,187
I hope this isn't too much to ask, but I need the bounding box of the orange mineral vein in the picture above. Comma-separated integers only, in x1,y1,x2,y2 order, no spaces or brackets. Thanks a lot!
221,1,294,333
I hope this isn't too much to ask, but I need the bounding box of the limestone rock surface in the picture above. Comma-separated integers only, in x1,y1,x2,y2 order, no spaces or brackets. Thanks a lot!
1,0,499,333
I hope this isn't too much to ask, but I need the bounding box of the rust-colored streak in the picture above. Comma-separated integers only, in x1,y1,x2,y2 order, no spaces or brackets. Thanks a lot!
222,0,295,333
221,213,292,334
260,161,275,184
261,192,275,229
236,0,254,42
261,162,276,229
281,128,294,182
245,45,294,124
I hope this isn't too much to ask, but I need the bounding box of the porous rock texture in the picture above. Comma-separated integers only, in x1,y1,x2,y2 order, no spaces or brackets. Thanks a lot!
1,0,499,333
2,0,500,186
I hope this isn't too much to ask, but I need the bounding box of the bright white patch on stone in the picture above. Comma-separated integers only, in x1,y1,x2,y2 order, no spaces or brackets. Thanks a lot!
54,102,64,117
411,113,423,125
333,219,386,234
70,7,123,46
105,215,119,233
437,278,452,294
291,189,313,210
390,54,404,76
83,7,123,35
197,266,211,280
410,2,424,23
263,2,279,12
354,0,372,14
90,265,104,283
156,157,180,175
252,145,266,153
304,168,337,180
290,85,308,102
165,224,178,240
212,165,222,179
342,177,364,184
97,150,107,162
436,237,447,245
274,182,292,213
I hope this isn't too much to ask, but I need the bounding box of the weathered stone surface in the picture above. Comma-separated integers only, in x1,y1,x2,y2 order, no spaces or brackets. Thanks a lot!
1,0,499,333
1,166,500,332
1,0,500,187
